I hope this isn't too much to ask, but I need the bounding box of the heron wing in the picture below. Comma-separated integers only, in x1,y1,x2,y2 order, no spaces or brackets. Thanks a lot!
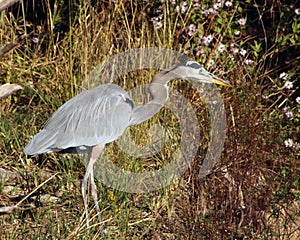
24,84,133,156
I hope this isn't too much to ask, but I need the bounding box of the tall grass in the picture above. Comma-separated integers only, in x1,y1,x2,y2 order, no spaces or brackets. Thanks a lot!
0,0,299,239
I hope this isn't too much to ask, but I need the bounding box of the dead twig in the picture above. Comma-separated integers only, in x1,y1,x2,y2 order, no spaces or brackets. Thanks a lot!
0,32,33,57
0,0,20,12
0,83,23,99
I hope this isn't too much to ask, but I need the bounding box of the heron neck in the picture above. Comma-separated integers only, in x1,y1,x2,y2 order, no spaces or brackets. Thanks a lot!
129,71,175,126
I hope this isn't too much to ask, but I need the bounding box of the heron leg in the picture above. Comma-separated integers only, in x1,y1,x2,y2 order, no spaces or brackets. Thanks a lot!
81,145,104,228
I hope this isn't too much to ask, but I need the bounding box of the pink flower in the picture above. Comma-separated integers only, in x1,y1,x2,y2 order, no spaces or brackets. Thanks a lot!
285,111,293,118
238,18,246,26
32,37,39,44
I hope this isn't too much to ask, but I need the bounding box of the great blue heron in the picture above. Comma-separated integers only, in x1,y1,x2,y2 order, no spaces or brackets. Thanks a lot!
24,60,230,229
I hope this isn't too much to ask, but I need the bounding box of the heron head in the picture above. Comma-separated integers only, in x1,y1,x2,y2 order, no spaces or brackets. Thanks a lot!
171,61,231,86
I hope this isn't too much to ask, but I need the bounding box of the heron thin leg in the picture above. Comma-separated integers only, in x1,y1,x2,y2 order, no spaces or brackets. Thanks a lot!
90,166,102,223
81,145,104,229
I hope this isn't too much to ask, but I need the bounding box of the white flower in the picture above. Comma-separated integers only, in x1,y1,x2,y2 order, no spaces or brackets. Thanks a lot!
244,59,254,65
181,6,187,14
201,9,209,16
296,97,300,104
295,8,300,15
193,3,200,9
239,49,247,56
188,24,197,36
207,59,215,67
225,1,233,7
285,111,293,118
213,3,222,10
238,18,246,26
189,24,196,32
217,44,226,53
284,80,293,89
284,139,294,147
154,21,163,29
279,72,289,80
208,8,217,15
203,34,213,46
234,30,240,36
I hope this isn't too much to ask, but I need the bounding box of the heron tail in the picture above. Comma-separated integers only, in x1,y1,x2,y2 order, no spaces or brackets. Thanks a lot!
24,130,57,157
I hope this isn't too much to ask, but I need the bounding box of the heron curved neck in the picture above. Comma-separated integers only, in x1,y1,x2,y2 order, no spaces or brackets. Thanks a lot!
129,71,176,126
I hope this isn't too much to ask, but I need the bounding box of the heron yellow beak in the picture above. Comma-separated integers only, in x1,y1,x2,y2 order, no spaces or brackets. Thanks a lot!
212,78,231,86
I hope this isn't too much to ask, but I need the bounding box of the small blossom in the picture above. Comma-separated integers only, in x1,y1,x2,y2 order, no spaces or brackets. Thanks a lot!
225,1,233,7
181,5,187,14
283,106,289,113
233,48,239,54
193,3,200,9
32,37,39,44
195,46,204,56
207,59,215,67
293,142,300,150
230,45,239,54
217,44,226,53
229,54,235,61
284,139,294,147
153,20,163,29
234,30,240,36
244,59,254,65
238,18,246,26
198,35,203,42
201,9,210,16
295,9,300,15
284,80,293,89
188,24,197,36
158,14,163,20
203,34,213,46
296,97,300,104
285,111,293,118
279,72,289,80
208,8,217,15
213,3,222,10
239,49,247,56
171,0,176,4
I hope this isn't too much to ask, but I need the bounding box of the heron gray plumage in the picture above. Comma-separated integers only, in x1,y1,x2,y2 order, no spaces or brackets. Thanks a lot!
24,60,230,229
